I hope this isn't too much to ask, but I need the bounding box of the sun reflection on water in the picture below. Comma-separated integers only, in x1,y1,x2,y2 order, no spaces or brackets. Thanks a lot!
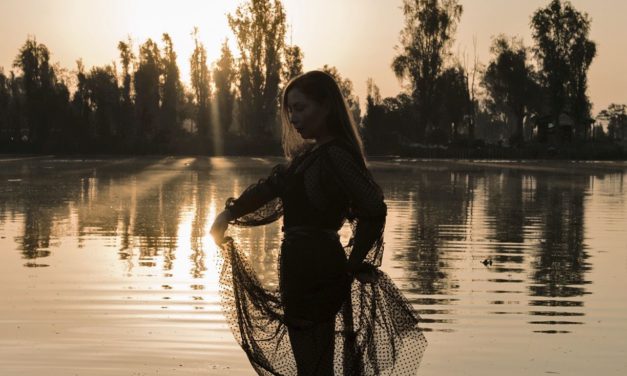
0,157,626,375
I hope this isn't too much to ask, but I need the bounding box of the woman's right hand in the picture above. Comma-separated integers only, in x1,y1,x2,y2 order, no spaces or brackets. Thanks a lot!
210,210,232,245
346,263,378,284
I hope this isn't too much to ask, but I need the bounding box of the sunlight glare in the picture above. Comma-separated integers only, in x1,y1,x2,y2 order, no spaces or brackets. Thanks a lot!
124,0,238,86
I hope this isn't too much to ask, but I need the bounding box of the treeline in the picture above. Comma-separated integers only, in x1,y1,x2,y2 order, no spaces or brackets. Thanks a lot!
0,0,625,157
363,0,626,155
0,0,360,155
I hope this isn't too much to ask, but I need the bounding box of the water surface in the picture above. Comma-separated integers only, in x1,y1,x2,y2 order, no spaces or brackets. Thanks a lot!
1,156,626,375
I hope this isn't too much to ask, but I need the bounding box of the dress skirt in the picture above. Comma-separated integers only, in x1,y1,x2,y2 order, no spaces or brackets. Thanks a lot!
219,229,427,376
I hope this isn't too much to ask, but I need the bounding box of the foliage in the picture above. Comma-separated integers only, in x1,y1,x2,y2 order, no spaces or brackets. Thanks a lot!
190,28,211,146
228,0,286,139
363,80,418,154
117,38,136,147
0,70,10,138
282,44,304,82
84,65,120,142
597,104,627,141
213,39,236,142
320,64,361,125
160,33,183,144
531,0,596,139
0,2,620,158
12,37,68,150
392,0,463,141
134,38,162,147
434,65,471,143
481,35,540,145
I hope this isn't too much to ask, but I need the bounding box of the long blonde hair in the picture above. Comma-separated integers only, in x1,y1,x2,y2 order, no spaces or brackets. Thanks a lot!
280,70,365,162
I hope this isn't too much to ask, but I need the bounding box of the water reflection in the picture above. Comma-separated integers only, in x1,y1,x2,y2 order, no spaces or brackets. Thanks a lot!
0,157,626,338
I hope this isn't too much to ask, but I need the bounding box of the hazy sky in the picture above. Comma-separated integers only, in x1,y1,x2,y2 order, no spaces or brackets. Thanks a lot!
1,0,626,114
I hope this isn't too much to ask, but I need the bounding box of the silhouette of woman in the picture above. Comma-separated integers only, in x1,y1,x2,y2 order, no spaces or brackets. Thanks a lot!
210,70,426,375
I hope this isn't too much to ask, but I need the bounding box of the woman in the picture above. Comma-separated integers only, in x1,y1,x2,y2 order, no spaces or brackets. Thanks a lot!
211,71,426,375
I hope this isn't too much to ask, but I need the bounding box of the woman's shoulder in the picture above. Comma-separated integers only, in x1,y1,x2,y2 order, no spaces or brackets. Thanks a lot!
323,138,365,168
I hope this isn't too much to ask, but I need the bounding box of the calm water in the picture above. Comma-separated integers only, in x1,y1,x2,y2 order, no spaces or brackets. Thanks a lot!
1,156,626,375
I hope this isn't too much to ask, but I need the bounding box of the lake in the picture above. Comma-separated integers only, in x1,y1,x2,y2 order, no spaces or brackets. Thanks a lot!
1,156,626,375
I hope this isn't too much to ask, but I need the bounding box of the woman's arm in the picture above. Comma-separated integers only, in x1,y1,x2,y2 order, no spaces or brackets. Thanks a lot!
211,163,286,244
325,145,387,273
225,163,286,220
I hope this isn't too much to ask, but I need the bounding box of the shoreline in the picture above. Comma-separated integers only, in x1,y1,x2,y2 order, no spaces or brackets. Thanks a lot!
3,154,626,171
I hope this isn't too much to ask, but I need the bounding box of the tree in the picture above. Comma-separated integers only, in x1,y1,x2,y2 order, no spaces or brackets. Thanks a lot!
282,44,304,82
13,37,60,150
161,33,183,144
84,65,120,145
213,39,236,144
71,60,90,149
117,38,136,145
363,77,421,154
434,65,470,143
597,104,627,141
531,0,596,140
134,38,162,147
0,69,9,142
2,71,24,147
228,0,286,138
190,28,211,145
363,78,385,150
482,35,540,145
320,65,361,125
392,0,463,141
461,37,479,141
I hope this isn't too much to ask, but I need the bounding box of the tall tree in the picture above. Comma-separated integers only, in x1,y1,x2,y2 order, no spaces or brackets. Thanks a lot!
320,65,361,125
117,38,136,145
84,65,120,145
190,28,211,145
392,0,463,141
363,90,418,153
0,69,9,142
71,60,90,149
531,0,596,140
213,39,236,143
597,104,627,141
434,65,471,143
161,33,183,144
482,35,540,145
134,38,162,147
9,72,25,146
461,38,479,141
13,37,60,150
363,78,385,150
282,44,304,82
228,0,286,138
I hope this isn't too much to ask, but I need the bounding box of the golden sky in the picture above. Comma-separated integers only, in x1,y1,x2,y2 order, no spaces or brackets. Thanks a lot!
1,0,625,114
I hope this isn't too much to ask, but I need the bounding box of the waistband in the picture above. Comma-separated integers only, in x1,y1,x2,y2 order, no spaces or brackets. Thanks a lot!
281,225,339,240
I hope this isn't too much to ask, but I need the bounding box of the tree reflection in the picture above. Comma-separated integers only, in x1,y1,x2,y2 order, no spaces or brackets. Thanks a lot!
530,174,590,298
190,169,209,279
0,157,622,337
19,204,52,262
386,168,475,296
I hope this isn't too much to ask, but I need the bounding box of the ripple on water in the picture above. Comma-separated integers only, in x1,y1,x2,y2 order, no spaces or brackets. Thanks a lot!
0,158,626,375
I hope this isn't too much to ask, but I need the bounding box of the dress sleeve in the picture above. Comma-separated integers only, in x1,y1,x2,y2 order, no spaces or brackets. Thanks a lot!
225,163,287,220
325,145,387,272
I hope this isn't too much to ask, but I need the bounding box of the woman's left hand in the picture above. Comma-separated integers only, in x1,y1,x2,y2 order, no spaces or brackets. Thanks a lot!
210,210,232,245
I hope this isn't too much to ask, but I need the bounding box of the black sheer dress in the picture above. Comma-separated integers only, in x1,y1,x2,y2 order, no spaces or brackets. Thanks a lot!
218,138,427,375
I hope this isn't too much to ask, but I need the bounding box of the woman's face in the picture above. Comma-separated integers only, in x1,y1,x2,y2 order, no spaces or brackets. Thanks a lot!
286,88,330,141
